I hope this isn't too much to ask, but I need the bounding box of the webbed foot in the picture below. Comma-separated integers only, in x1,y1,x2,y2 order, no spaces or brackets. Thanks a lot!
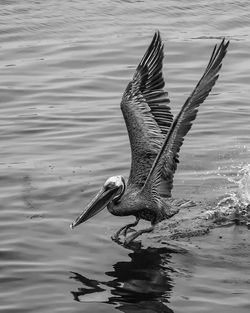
124,226,154,246
111,217,140,243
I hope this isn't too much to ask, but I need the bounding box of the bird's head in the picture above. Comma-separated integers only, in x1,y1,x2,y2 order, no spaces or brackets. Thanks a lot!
70,175,126,229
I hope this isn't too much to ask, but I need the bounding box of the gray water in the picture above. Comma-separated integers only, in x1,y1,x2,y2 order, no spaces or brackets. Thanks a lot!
0,1,250,312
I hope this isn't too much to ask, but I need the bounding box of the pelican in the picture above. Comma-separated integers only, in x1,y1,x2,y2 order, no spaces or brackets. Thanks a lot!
71,32,229,245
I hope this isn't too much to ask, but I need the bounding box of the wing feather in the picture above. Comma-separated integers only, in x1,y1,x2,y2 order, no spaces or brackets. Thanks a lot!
121,31,173,188
141,38,229,197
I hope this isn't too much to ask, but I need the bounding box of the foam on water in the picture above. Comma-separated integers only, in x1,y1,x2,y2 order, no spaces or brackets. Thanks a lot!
211,162,250,225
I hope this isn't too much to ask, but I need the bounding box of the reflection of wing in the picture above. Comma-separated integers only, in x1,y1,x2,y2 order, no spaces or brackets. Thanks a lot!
142,39,229,196
121,31,173,188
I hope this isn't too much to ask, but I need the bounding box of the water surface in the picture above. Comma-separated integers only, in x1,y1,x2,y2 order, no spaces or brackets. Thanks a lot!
0,1,250,312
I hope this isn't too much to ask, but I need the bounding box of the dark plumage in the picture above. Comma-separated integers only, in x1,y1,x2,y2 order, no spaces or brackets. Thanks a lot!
71,32,229,245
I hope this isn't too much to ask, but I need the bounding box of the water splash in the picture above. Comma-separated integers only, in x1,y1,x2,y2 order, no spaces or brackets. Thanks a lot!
218,163,250,206
205,164,250,226
237,164,250,205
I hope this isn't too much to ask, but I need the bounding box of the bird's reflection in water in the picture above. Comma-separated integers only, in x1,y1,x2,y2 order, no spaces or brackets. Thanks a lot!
70,247,177,313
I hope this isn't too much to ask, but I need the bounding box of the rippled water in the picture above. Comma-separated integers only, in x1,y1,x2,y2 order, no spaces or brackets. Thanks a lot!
1,1,250,312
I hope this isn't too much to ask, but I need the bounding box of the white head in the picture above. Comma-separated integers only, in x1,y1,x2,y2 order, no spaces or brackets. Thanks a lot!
71,175,126,229
103,176,126,200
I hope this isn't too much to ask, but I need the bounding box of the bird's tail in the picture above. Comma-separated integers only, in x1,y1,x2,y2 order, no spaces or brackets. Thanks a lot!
168,198,197,209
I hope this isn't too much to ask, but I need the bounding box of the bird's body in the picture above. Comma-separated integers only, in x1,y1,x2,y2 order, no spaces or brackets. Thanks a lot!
71,32,229,244
107,184,169,223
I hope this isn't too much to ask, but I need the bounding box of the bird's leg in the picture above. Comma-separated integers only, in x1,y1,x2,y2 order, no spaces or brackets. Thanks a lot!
122,217,140,237
124,225,154,245
112,217,140,242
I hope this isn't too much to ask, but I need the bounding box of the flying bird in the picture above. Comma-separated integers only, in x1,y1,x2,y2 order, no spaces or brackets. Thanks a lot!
71,32,229,245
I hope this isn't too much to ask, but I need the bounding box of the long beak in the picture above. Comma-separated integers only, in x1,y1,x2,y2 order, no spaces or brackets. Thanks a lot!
70,186,119,229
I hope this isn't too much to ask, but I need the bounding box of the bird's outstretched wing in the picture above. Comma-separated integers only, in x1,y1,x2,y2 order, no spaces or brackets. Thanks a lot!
141,38,229,198
121,31,173,188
